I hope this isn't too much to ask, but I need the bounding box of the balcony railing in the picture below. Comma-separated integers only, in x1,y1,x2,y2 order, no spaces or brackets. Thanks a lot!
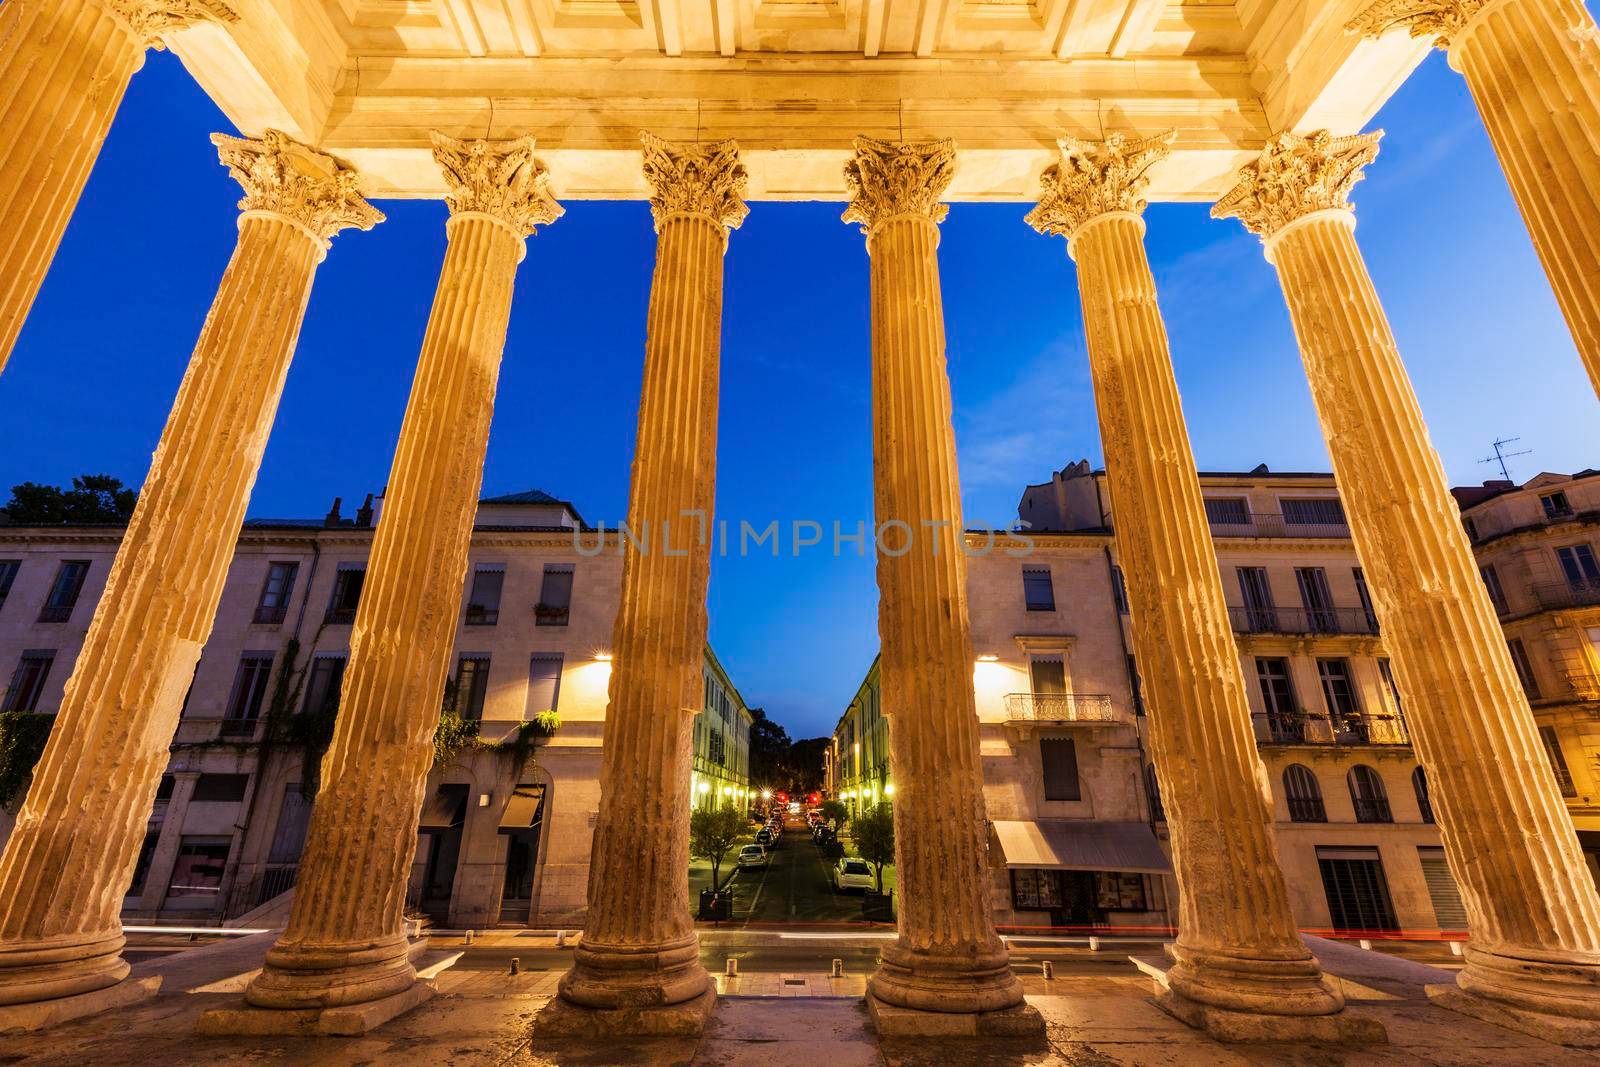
252,604,288,625
222,863,299,919
1208,512,1350,540
1254,710,1409,746
1228,606,1378,636
1003,692,1119,723
1533,579,1600,611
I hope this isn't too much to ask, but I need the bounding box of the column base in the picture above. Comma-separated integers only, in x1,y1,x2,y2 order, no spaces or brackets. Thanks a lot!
0,928,131,1006
867,939,1028,1016
866,990,1045,1038
1133,953,1386,1044
533,986,717,1039
556,931,712,1012
194,980,436,1037
243,932,418,1010
1428,984,1600,1049
0,975,160,1035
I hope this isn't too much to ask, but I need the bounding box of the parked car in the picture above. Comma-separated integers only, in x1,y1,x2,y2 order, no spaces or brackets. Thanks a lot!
756,828,775,847
737,844,769,870
832,857,875,893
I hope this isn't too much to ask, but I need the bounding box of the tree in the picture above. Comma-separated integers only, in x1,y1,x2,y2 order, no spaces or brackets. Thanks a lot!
689,806,747,892
817,798,849,828
783,736,829,794
3,474,137,525
853,802,896,894
747,706,791,786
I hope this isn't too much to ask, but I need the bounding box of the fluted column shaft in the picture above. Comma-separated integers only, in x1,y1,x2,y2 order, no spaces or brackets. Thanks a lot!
1268,208,1600,1019
1068,212,1340,1011
0,129,377,1009
0,0,234,373
247,136,555,1011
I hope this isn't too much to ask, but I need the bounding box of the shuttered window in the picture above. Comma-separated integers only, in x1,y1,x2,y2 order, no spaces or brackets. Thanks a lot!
1418,846,1467,931
1040,738,1080,801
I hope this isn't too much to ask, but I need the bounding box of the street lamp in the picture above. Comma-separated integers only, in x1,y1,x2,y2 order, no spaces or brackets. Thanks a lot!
884,782,895,797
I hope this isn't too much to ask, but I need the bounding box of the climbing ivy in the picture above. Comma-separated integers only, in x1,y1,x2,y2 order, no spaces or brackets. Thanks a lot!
0,711,55,810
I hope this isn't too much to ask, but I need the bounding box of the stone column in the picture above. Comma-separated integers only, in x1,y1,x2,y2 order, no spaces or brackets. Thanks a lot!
1350,0,1600,399
1216,129,1600,1048
219,135,561,1033
1023,133,1373,1044
841,137,1038,1037
541,133,745,1038
0,131,379,1031
0,0,238,374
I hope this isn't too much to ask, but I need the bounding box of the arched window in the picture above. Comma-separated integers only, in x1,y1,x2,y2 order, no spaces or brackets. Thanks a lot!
1145,763,1164,822
1283,765,1326,822
1349,765,1392,823
1412,766,1434,824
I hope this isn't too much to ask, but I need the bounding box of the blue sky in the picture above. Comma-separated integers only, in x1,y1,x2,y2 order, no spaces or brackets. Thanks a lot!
3,50,1596,740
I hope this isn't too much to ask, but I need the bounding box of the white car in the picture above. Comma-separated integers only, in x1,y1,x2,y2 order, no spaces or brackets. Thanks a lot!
832,857,875,892
736,844,769,870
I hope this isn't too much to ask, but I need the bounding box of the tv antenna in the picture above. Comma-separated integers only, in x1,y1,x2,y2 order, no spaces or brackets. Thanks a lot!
1480,436,1531,482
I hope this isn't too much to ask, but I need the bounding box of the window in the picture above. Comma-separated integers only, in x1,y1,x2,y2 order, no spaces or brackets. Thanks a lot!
1236,566,1276,631
253,561,299,625
1353,567,1377,631
1255,657,1298,725
222,653,273,735
166,838,231,899
1318,658,1360,719
709,728,726,766
1463,517,1479,542
455,654,491,720
0,560,18,612
325,564,365,624
1110,565,1128,614
1557,544,1600,587
1040,737,1080,801
269,786,314,865
465,565,504,626
1127,655,1144,717
536,564,574,626
1317,847,1398,932
1480,564,1508,614
1022,566,1055,612
1413,766,1434,823
527,653,563,716
38,560,89,623
2,650,54,712
1281,497,1346,527
1204,497,1250,525
1539,725,1578,797
1348,765,1392,823
191,773,249,803
1542,491,1574,519
1029,657,1066,696
1507,638,1541,699
1296,567,1337,632
1377,658,1404,716
1010,868,1064,909
301,655,346,717
1283,765,1326,822
1145,763,1164,822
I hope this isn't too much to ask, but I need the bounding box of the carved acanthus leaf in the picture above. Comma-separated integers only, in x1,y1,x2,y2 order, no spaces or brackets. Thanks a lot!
107,0,239,50
640,133,749,234
1024,130,1175,239
211,130,385,247
1211,129,1383,238
841,137,957,233
1345,0,1489,48
432,133,563,237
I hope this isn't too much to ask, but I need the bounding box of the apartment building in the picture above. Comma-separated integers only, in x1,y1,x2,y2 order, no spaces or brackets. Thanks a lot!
1454,470,1600,883
0,489,751,928
694,649,755,811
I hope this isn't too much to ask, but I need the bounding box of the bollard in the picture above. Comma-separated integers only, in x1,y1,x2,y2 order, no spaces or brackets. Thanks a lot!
1448,941,1465,957
464,930,474,946
726,957,738,977
556,929,567,948
1042,961,1054,980
1088,936,1100,952
1358,939,1373,951
831,958,843,978
510,957,520,976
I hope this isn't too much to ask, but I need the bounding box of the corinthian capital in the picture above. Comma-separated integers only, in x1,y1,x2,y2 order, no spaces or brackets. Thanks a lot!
841,137,957,234
107,0,239,50
211,131,384,249
1212,129,1383,239
1346,0,1491,47
432,133,564,238
640,133,749,235
1024,130,1174,240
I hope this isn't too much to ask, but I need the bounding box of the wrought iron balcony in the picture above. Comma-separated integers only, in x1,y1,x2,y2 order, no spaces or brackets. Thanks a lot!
1228,606,1378,636
1208,512,1350,540
1253,710,1409,747
1533,579,1600,611
1003,692,1119,723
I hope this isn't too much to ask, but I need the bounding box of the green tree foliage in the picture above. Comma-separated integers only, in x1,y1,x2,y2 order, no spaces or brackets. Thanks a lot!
817,798,849,828
746,706,791,786
689,805,748,892
853,802,896,893
783,736,830,794
4,475,137,525
0,711,54,809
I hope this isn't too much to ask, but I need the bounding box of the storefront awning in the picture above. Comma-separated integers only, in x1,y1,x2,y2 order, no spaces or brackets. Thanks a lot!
498,784,546,833
993,820,1171,874
418,784,469,830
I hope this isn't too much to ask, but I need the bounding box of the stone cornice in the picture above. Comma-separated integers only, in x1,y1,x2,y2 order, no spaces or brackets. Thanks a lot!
841,136,957,234
432,133,563,239
1212,129,1383,239
211,130,385,250
639,133,749,236
107,0,238,51
1025,131,1174,240
1346,0,1493,49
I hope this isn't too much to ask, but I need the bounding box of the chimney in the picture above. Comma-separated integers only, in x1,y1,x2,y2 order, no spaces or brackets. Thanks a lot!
324,496,342,528
355,493,374,528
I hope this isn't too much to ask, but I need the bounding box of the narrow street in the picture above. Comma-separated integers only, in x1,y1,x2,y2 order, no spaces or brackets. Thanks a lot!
688,815,891,925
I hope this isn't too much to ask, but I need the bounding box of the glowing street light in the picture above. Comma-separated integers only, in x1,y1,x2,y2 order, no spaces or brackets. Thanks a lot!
884,782,896,797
